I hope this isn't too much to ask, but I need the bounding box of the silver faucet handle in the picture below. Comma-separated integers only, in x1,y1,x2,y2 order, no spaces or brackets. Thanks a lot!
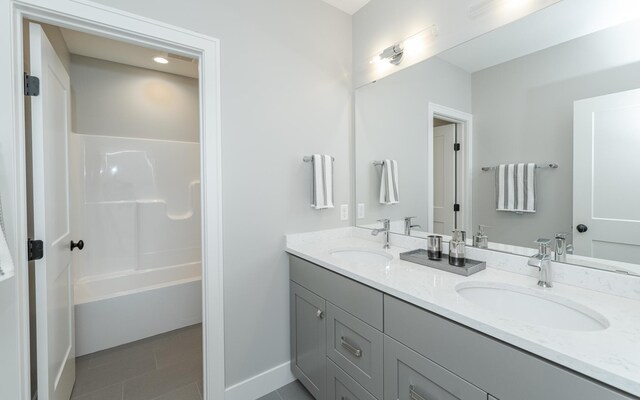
535,238,552,256
377,218,390,228
555,232,569,239
404,216,417,222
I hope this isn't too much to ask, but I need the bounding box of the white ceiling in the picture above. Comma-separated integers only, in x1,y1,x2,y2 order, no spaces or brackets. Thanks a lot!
439,0,640,73
60,28,199,78
321,0,370,15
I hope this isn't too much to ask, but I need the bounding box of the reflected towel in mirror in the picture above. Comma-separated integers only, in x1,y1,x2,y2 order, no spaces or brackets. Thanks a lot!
380,159,399,205
311,154,334,209
495,163,535,213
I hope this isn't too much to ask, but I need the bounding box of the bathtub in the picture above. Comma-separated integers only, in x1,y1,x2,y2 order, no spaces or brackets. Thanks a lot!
74,262,202,356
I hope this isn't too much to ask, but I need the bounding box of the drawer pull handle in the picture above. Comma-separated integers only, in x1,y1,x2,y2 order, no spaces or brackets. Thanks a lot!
316,309,324,319
409,385,427,400
340,336,362,358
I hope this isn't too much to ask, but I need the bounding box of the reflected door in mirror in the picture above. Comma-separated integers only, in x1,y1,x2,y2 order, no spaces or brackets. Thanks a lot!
574,88,640,264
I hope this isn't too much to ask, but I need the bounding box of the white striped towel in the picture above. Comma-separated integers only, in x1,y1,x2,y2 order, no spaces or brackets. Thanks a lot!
379,159,399,205
311,154,334,209
495,163,536,213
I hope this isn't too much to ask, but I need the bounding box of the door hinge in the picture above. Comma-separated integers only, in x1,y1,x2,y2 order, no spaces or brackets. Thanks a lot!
453,143,461,152
28,239,44,261
453,203,460,212
24,73,40,96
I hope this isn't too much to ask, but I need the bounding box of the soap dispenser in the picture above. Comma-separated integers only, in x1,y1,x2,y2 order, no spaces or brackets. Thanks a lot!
473,225,489,249
449,230,466,267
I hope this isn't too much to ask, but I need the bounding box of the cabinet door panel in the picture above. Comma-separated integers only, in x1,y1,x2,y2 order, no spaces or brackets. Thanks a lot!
384,336,486,400
327,359,378,400
291,282,327,400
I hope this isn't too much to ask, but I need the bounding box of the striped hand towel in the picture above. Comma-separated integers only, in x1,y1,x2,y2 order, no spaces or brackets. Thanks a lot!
379,159,399,205
311,154,334,209
495,163,536,213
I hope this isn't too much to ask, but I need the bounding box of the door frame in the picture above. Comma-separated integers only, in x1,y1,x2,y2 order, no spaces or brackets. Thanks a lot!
427,103,473,234
3,1,224,399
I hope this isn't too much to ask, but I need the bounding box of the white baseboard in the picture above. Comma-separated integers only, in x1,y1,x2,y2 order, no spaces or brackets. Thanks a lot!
225,361,296,400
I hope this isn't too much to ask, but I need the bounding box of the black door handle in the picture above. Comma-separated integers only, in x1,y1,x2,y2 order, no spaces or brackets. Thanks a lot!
576,224,588,233
70,240,84,251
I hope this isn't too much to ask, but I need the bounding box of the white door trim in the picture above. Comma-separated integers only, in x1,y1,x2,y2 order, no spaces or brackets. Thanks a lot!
427,103,473,234
5,1,224,399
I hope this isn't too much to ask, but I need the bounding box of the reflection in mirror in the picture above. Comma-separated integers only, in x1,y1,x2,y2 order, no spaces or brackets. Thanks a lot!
355,5,640,276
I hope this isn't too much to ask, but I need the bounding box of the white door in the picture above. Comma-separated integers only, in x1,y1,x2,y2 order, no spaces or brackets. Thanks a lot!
433,124,456,235
30,22,76,400
573,88,640,264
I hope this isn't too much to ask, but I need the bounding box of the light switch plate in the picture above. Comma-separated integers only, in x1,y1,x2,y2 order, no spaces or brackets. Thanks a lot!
357,203,365,219
340,204,349,221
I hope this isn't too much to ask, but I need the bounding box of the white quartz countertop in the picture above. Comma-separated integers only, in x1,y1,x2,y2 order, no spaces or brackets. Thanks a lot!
286,230,640,397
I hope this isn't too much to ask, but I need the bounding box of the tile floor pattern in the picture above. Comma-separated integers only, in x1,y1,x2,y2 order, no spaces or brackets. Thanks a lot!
71,322,313,400
71,324,203,400
258,381,314,400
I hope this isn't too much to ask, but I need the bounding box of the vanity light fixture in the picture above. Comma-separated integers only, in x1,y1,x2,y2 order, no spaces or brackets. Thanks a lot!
370,25,439,67
378,43,404,65
153,56,169,64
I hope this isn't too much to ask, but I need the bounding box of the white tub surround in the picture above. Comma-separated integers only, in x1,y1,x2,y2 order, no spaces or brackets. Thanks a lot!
286,227,640,397
75,262,202,356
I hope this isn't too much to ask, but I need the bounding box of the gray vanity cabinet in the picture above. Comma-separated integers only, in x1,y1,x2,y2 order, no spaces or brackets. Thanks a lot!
384,335,487,400
291,282,327,400
289,255,636,400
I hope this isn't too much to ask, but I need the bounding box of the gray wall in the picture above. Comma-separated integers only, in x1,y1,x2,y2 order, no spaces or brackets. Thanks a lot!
89,0,352,388
471,21,640,247
70,55,200,142
355,57,471,230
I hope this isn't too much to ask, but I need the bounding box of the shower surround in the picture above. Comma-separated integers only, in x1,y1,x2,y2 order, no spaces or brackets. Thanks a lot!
70,133,202,355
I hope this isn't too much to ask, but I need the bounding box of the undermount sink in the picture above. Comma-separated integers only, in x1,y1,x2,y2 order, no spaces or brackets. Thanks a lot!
456,282,609,332
330,248,392,267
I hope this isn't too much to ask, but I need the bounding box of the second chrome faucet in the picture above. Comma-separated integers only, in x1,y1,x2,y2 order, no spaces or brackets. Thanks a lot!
528,238,553,288
372,219,391,249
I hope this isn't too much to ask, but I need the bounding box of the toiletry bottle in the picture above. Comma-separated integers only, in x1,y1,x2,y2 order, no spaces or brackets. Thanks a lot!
473,225,489,249
449,230,466,267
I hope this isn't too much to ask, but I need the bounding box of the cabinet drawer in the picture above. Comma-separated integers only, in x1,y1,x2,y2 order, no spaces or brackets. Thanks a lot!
328,359,377,400
327,302,383,399
289,255,383,330
384,335,487,400
291,282,326,400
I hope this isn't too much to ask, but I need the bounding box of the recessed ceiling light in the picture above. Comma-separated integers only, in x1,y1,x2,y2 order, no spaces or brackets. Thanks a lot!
153,56,169,64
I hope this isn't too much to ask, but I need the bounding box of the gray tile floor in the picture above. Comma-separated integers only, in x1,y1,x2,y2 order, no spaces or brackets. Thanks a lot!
71,324,203,400
258,380,314,400
71,323,312,400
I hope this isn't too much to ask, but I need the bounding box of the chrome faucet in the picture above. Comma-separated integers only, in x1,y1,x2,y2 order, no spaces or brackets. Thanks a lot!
404,216,421,236
528,238,553,288
554,233,573,262
371,219,391,249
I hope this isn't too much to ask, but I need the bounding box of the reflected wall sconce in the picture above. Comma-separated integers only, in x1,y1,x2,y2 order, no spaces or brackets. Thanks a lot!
378,44,404,65
370,24,439,67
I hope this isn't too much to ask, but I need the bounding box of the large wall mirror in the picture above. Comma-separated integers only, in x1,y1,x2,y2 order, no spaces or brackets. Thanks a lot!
355,2,640,276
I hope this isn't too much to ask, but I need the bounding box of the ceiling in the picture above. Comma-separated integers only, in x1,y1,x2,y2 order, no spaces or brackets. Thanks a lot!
60,28,199,78
321,0,370,15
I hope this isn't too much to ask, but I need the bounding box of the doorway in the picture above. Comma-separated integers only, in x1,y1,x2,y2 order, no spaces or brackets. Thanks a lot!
26,21,205,400
5,3,223,399
432,118,460,235
427,103,473,235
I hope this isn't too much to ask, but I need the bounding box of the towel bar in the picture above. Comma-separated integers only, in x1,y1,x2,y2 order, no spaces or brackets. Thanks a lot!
373,160,384,166
303,155,335,162
481,163,558,172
